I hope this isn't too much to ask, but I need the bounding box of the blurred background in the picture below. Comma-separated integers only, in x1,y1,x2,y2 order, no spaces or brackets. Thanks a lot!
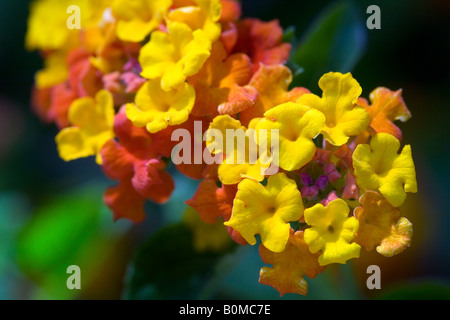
0,0,449,300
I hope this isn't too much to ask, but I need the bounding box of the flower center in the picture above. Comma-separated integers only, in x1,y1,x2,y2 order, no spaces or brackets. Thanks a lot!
268,206,276,214
327,225,335,233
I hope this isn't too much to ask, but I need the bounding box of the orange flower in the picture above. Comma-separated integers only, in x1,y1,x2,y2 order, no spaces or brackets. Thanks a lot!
186,179,236,223
232,18,292,72
188,41,258,117
354,191,413,257
259,229,324,296
239,64,310,126
185,179,247,245
44,49,103,129
46,83,78,129
357,87,411,141
219,0,241,23
100,107,175,222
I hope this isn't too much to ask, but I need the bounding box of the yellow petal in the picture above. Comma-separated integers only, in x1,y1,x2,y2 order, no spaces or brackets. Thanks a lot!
224,173,303,252
35,52,68,89
169,0,222,41
56,90,115,164
112,0,171,42
126,79,195,133
56,127,92,161
206,114,245,155
353,133,417,207
298,72,370,146
304,198,360,265
116,19,156,43
255,102,325,171
139,22,211,90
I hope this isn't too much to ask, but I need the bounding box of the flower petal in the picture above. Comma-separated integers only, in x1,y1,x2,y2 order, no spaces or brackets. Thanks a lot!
298,72,370,146
353,133,417,207
259,230,324,296
224,173,303,252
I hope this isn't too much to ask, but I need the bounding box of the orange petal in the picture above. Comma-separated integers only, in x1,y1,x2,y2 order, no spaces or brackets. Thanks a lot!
100,139,135,180
48,83,77,129
185,179,237,223
220,21,238,54
185,179,246,245
376,217,413,257
101,107,176,222
113,106,157,158
189,42,257,117
219,0,242,22
31,86,52,124
361,87,411,140
259,230,325,296
333,144,354,170
104,178,147,223
170,115,219,180
233,18,292,72
312,148,332,164
354,190,412,256
217,84,258,115
143,170,175,204
239,64,309,126
67,49,102,97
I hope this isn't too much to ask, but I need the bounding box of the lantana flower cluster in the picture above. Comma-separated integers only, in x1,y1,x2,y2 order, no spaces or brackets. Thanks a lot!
27,0,418,296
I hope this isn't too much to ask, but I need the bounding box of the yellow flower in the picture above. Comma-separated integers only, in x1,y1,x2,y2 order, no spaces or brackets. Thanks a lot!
254,102,325,171
304,198,361,266
205,115,271,185
206,114,245,155
352,132,417,207
354,191,413,257
26,0,107,51
126,79,195,133
168,0,222,41
26,0,78,51
224,173,304,253
139,22,212,91
112,0,172,42
55,90,115,165
297,72,370,146
35,52,69,89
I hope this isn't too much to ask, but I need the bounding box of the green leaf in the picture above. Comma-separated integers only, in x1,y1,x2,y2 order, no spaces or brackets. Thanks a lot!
282,25,296,44
126,223,236,300
15,182,131,299
289,0,367,90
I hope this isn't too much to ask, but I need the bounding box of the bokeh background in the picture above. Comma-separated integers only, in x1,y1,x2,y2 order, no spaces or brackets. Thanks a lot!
0,0,449,300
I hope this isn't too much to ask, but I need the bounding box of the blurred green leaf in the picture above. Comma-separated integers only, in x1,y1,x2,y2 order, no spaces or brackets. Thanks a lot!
282,25,296,44
126,223,236,300
15,182,132,299
289,0,367,90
